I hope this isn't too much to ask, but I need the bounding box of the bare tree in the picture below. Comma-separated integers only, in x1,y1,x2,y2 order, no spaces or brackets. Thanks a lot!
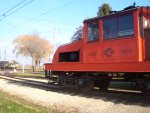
13,34,52,71
70,26,83,42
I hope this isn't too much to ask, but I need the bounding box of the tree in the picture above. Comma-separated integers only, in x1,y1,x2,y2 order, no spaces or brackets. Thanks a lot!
13,34,52,71
97,3,112,17
70,26,83,42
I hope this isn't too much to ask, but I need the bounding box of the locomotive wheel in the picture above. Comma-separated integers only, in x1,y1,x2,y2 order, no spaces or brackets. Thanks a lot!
138,81,150,98
79,74,94,92
58,77,64,86
80,80,94,92
99,81,109,92
97,76,110,92
137,79,150,98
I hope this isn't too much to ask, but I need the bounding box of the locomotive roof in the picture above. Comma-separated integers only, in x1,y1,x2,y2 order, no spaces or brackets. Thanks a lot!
83,6,149,23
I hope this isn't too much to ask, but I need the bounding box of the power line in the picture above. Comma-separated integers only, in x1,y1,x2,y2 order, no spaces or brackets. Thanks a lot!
0,0,27,18
4,0,35,18
43,0,79,15
0,0,35,21
0,0,79,43
17,0,78,26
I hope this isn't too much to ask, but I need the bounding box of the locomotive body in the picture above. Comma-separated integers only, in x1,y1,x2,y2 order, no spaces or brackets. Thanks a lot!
44,6,150,96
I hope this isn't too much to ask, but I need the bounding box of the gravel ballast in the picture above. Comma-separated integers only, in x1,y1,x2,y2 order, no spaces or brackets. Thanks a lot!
0,75,149,113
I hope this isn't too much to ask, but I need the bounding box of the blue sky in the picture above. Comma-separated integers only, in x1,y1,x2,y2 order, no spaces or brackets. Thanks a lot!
0,0,149,64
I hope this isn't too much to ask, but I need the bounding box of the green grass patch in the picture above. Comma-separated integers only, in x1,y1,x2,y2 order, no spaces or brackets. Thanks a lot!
109,82,138,90
0,91,53,113
14,72,45,77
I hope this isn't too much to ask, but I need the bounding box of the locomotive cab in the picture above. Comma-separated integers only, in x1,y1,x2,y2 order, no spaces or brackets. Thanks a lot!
83,7,150,63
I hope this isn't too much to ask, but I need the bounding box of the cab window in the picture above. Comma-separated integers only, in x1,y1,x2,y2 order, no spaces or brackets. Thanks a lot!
87,22,99,42
103,17,117,39
103,13,134,39
118,14,134,37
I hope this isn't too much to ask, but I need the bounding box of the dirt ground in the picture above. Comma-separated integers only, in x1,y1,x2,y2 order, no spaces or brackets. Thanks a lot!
0,75,149,113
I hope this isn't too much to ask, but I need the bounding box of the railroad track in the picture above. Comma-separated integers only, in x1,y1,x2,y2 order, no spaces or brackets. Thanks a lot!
0,75,60,91
0,75,142,96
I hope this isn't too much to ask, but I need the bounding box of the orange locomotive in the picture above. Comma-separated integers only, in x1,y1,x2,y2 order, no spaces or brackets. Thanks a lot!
44,6,150,96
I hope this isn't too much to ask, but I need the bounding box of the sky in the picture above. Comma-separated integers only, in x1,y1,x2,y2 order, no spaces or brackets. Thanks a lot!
0,0,149,65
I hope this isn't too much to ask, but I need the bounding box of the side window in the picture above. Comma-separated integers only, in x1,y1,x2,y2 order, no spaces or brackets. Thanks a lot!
103,17,117,39
87,22,99,42
118,14,134,36
143,16,150,28
103,13,134,40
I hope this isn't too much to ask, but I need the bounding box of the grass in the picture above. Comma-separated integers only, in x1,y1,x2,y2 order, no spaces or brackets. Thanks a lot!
12,69,46,77
0,91,53,113
109,82,138,90
15,72,45,77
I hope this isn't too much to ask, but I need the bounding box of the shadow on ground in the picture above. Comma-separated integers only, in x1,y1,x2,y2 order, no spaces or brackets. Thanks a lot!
0,75,149,107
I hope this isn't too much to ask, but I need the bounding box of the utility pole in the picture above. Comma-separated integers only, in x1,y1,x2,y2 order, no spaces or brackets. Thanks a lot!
53,26,56,53
0,49,1,60
22,54,24,73
52,25,60,53
4,48,6,70
49,25,60,62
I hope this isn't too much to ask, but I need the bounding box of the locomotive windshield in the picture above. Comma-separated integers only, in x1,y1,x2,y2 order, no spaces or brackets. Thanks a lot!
87,22,99,42
103,13,134,39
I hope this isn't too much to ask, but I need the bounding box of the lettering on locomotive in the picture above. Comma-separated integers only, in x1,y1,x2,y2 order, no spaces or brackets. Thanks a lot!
121,49,133,54
88,51,97,56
